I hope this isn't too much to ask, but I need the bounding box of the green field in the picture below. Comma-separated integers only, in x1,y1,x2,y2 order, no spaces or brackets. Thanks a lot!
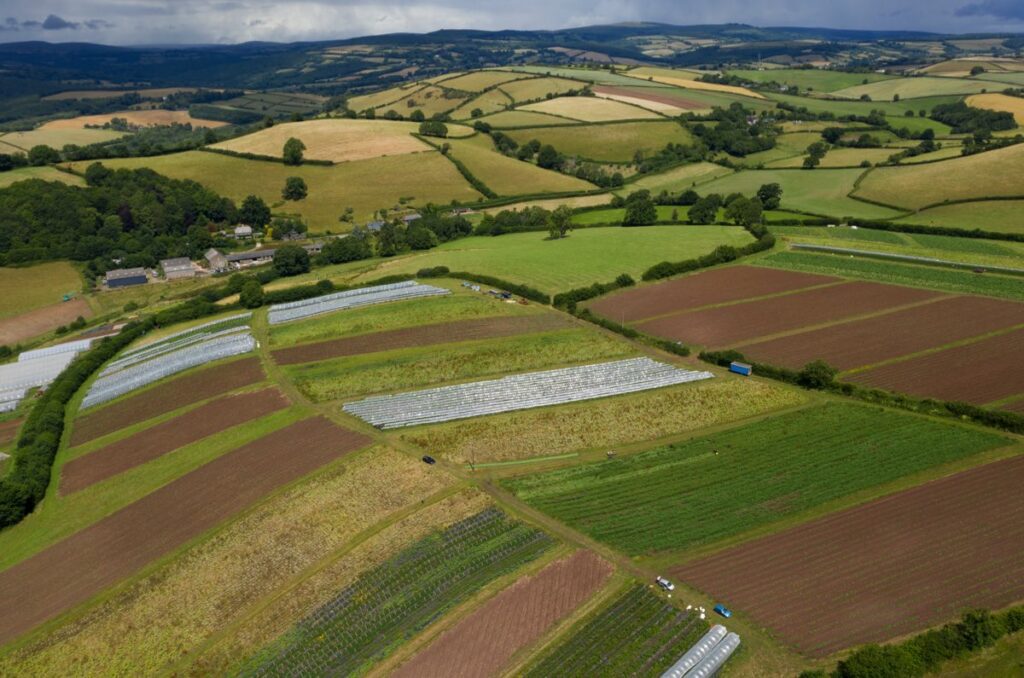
523,585,707,677
241,508,552,676
504,404,1008,555
832,76,994,100
351,226,753,293
572,206,687,224
619,161,732,194
450,88,514,118
501,66,665,88
895,200,1024,234
0,128,125,151
768,146,897,168
727,68,895,92
499,77,586,103
66,150,482,230
0,261,83,320
439,70,526,92
504,121,693,163
697,167,904,219
474,110,570,127
288,328,635,402
269,292,540,347
759,251,1024,299
886,115,954,135
0,166,85,188
767,92,961,117
444,135,595,195
854,144,1024,210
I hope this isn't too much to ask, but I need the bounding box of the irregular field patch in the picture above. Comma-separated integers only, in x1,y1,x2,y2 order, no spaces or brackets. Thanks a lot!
587,265,837,323
0,448,453,676
0,261,82,321
675,454,1024,657
0,166,85,189
832,76,994,100
70,357,265,446
499,77,585,103
239,508,553,677
39,109,227,129
0,417,368,645
520,96,660,122
737,296,1024,371
506,403,1007,556
895,200,1024,234
637,281,941,347
0,128,125,151
854,143,1024,210
849,327,1024,405
392,550,613,678
443,136,595,195
450,88,514,119
273,314,572,365
401,378,806,463
523,585,707,677
472,109,567,127
620,161,732,194
758,251,1024,300
60,388,290,494
439,70,528,92
288,328,635,402
0,298,92,346
504,121,693,163
211,119,432,162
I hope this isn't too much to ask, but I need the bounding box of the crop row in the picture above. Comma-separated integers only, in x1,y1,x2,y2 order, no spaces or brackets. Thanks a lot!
524,585,706,677
504,403,1006,555
241,508,553,677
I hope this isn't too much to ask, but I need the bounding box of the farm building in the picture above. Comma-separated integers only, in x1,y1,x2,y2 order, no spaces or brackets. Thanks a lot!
160,257,196,280
234,225,254,239
104,267,148,288
366,220,385,233
402,213,422,224
226,249,276,268
303,241,324,255
205,248,228,272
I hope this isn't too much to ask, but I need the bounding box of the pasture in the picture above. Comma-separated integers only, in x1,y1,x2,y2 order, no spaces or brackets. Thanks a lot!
505,403,1008,556
0,261,82,321
504,120,693,163
895,199,1024,234
40,110,226,129
474,110,568,127
0,128,125,151
210,119,438,162
626,66,765,99
498,77,586,103
0,166,85,188
831,76,994,100
520,96,660,122
767,92,961,117
209,91,326,118
450,88,513,118
66,150,482,228
966,92,1024,123
376,85,470,117
346,83,417,111
443,136,595,195
439,70,526,92
676,454,1024,657
696,167,904,219
726,68,894,92
853,143,1024,209
352,226,753,293
621,161,732,193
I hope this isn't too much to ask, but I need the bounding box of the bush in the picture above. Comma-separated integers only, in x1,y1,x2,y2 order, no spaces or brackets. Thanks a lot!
273,245,311,277
239,279,264,308
418,120,448,138
416,266,450,278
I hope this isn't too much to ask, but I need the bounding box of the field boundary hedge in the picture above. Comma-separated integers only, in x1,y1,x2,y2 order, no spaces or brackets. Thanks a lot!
642,226,775,281
197,146,335,167
416,134,498,199
699,349,1024,435
791,243,1024,277
768,215,1024,244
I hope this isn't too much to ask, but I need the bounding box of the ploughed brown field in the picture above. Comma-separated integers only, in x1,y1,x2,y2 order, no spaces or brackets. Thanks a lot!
736,296,1024,371
0,416,368,645
849,327,1024,405
593,85,707,110
587,265,837,323
60,388,290,494
674,455,1024,658
272,314,572,366
70,357,265,446
0,299,92,346
637,281,940,347
392,550,613,678
0,419,21,446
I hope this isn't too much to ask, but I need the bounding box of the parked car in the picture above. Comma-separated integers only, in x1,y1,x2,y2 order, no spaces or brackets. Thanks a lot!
714,604,732,618
421,455,436,465
655,576,675,592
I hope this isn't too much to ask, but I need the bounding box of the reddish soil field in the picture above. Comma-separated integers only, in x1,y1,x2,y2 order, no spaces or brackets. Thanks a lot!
272,314,572,366
392,550,613,678
737,296,1024,371
674,454,1024,658
0,419,22,446
638,281,942,347
849,327,1024,405
587,266,838,324
70,357,265,446
0,416,368,645
60,388,290,494
594,85,707,109
0,299,92,346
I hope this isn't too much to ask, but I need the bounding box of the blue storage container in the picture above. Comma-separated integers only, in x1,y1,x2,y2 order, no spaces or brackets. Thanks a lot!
729,361,752,376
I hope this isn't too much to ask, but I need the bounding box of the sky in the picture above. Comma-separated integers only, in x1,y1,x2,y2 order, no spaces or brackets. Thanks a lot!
1,0,1023,45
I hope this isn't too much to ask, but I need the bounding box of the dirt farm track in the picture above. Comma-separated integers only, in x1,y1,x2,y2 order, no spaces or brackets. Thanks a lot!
0,417,368,644
674,454,1024,657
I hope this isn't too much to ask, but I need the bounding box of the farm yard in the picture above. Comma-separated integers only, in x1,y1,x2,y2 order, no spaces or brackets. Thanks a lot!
675,454,1024,657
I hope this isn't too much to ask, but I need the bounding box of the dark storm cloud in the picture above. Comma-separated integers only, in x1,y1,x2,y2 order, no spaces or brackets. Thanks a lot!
0,0,1022,45
956,0,1024,19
